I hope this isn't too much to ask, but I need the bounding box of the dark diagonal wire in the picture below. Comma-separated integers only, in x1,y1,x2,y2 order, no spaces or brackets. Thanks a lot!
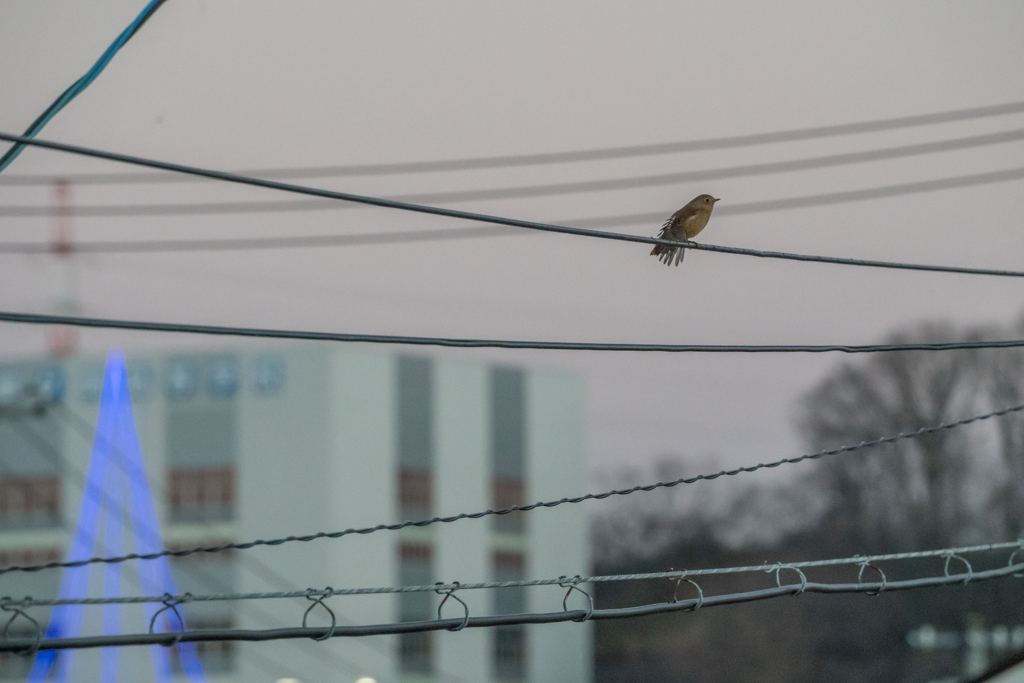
2,133,1023,278
2,99,1023,184
4,128,1024,218
2,401,1020,576
0,0,170,173
1,311,1024,353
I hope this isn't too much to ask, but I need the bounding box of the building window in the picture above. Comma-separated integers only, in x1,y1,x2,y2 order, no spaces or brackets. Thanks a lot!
165,359,199,400
169,618,235,674
492,551,527,681
491,368,526,533
166,395,236,523
398,543,434,674
167,468,234,523
495,627,526,682
397,357,433,520
398,469,432,520
492,478,526,532
0,476,61,529
0,547,60,568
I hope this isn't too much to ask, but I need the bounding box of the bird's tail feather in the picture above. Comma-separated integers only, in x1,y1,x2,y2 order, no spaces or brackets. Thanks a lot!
650,243,685,266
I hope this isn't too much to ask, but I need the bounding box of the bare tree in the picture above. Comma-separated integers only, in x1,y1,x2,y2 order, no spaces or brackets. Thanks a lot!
794,321,995,548
973,315,1024,539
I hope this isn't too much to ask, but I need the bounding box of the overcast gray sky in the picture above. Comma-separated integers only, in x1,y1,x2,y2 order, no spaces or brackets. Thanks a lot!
1,0,1023,484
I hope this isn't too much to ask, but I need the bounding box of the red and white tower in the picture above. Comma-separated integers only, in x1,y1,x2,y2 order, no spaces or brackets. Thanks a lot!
47,178,78,357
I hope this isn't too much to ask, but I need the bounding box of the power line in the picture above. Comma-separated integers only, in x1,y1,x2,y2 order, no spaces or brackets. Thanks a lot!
2,185,1024,278
2,400,1019,576
2,562,1021,652
2,132,1022,278
2,311,1024,353
4,128,1024,218
3,99,1023,184
6,540,1020,607
0,0,169,173
0,226,520,254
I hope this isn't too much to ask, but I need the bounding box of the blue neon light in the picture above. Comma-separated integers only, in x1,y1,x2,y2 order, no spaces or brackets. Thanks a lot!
25,351,207,682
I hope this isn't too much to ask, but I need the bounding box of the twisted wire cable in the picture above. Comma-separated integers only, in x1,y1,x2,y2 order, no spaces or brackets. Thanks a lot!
0,0,169,173
2,401,1020,576
4,539,1020,606
1,561,1022,652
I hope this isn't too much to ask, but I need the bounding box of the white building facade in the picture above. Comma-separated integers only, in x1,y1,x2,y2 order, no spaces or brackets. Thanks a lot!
0,347,591,683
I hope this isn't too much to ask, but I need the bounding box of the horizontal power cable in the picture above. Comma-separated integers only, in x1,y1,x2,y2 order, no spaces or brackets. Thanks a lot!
4,311,1024,353
1,401,1019,576
2,99,1023,184
0,0,169,173
1,563,1021,652
1,132,1022,277
7,539,1020,606
0,226,521,254
5,127,1024,218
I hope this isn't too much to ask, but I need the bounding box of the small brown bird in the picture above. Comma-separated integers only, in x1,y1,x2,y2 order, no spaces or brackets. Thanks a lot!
650,194,720,266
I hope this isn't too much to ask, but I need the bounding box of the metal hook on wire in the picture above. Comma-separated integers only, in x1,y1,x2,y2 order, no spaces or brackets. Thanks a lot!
149,593,192,648
558,576,594,622
1008,544,1024,579
0,597,42,657
857,561,887,595
943,554,973,585
434,582,469,632
666,569,703,611
302,587,337,642
765,563,807,594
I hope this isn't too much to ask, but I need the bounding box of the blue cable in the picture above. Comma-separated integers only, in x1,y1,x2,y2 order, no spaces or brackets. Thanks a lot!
0,0,169,173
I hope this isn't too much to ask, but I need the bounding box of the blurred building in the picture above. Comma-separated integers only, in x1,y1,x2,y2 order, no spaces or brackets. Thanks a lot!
0,348,590,683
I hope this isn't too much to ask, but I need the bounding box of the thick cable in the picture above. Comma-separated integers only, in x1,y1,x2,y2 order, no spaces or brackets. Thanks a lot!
0,0,170,173
0,563,1020,652
2,99,1023,184
1,401,1019,576
1,311,1024,353
1,132,1023,278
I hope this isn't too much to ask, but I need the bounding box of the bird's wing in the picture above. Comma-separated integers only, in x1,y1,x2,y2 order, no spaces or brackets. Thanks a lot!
655,214,679,240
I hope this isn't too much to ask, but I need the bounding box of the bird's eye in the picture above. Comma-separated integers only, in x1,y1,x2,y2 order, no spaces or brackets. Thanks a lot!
704,198,710,202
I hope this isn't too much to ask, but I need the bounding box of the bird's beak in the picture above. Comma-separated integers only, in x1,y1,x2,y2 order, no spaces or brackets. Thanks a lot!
713,197,721,202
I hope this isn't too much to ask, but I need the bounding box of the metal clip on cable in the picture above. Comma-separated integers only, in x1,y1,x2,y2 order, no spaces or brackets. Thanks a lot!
856,561,887,595
943,554,973,585
434,582,469,632
558,576,594,622
302,588,337,642
666,569,704,611
1008,543,1024,579
149,593,191,648
766,564,808,594
0,597,42,656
